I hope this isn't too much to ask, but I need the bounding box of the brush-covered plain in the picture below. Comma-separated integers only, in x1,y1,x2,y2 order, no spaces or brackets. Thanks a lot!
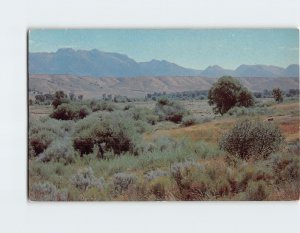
28,94,299,201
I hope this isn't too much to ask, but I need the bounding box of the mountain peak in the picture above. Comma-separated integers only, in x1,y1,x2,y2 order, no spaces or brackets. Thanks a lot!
56,48,76,53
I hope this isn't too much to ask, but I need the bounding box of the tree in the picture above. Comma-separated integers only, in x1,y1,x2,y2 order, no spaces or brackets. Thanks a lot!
208,76,254,115
272,88,284,103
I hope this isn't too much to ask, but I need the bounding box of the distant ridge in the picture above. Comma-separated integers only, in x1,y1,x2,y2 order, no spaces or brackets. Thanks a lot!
29,74,299,99
29,48,299,78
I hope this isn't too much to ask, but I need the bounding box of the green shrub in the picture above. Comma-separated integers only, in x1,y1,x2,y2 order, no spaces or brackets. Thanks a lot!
126,107,158,125
148,176,172,200
181,115,198,127
245,180,269,201
236,165,273,192
30,182,68,201
219,119,284,160
154,98,188,123
50,103,90,120
113,172,135,193
70,167,104,191
145,170,169,181
29,118,74,157
73,111,141,156
29,130,56,156
171,161,209,200
91,100,117,112
287,142,300,156
271,153,299,183
40,139,78,164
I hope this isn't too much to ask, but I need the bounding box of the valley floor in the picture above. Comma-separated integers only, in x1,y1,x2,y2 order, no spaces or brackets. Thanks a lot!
28,99,300,201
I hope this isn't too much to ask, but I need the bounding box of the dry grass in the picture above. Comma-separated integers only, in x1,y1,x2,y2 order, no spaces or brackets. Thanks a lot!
267,183,300,201
145,118,235,144
29,105,52,119
271,102,299,111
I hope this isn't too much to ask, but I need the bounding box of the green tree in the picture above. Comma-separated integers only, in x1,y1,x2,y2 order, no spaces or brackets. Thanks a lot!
208,76,254,115
272,88,284,103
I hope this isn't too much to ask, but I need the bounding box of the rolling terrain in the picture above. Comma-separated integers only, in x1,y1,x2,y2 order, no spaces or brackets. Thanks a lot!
29,74,299,99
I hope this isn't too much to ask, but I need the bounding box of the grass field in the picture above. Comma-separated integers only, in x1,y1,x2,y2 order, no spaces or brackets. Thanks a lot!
28,98,300,201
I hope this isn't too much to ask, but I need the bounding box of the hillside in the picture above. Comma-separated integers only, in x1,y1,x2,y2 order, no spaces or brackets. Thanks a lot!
29,74,299,98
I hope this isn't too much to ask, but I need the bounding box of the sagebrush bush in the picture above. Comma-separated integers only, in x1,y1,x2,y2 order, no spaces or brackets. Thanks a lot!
31,182,68,201
148,176,172,200
245,180,269,201
73,111,141,156
29,118,74,157
181,115,198,127
50,103,90,120
70,167,104,191
219,119,284,160
113,172,135,193
180,115,213,127
91,100,117,112
171,161,201,183
271,153,299,183
145,170,169,181
154,98,188,123
287,142,300,156
171,161,208,200
125,107,158,125
236,165,273,192
40,139,78,164
29,131,55,156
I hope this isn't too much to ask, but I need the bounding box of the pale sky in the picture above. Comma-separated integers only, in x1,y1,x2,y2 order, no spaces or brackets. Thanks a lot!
29,29,299,70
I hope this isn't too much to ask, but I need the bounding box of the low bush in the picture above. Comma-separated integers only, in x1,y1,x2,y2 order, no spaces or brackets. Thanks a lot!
50,103,90,120
91,100,117,112
29,129,56,157
39,139,78,164
271,153,299,183
125,107,158,125
30,182,68,201
287,142,300,156
148,176,172,200
113,172,135,193
145,170,169,181
181,115,198,127
219,119,284,160
29,118,74,157
245,180,269,201
70,167,105,191
154,98,188,123
171,161,209,200
236,165,273,192
73,111,141,156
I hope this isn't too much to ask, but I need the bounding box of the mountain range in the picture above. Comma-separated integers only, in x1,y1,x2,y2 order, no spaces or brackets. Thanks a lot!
29,48,299,78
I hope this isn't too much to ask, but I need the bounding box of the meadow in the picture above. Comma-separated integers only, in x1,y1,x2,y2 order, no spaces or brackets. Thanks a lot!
28,96,299,201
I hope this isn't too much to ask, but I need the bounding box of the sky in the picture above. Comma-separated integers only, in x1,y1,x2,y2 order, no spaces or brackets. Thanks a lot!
29,29,299,70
